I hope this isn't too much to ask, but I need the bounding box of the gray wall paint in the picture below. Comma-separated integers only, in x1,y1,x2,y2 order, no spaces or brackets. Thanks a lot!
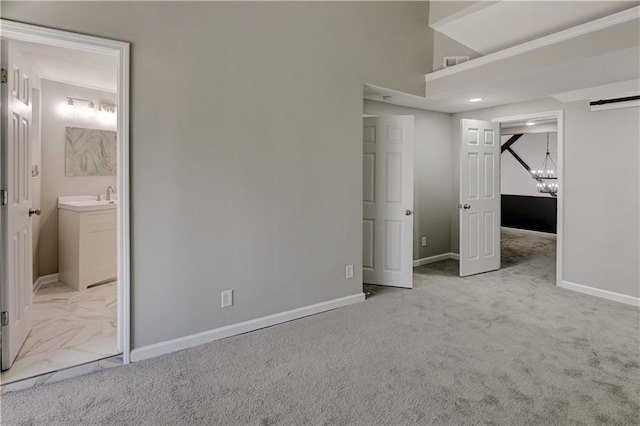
431,31,481,72
363,100,452,260
2,2,432,348
502,132,558,197
452,98,639,298
39,80,117,276
428,1,478,26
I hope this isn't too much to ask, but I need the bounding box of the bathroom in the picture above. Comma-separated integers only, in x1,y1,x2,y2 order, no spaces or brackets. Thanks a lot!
1,40,119,383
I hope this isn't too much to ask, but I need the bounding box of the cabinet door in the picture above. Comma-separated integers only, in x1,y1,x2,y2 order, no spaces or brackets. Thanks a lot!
80,211,117,288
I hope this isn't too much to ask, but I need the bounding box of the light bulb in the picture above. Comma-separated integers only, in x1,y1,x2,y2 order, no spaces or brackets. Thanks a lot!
87,102,96,119
65,99,75,116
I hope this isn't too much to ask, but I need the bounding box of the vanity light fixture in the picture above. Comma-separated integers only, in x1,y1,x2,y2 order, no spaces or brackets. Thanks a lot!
469,98,483,103
100,102,117,114
64,97,117,119
65,98,75,116
86,102,96,119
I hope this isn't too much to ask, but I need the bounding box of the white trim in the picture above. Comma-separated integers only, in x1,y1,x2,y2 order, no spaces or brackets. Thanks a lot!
450,253,460,261
501,227,556,238
1,20,131,365
425,6,639,82
413,253,458,267
559,281,640,307
130,293,366,362
590,100,640,112
492,110,564,289
32,273,59,294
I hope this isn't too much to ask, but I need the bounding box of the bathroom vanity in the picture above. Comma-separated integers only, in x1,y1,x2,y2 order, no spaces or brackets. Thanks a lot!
58,196,117,291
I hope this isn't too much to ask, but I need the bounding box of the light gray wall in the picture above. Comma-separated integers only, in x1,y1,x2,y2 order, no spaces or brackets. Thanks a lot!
2,2,432,348
39,80,117,276
431,31,481,72
428,1,478,26
502,132,558,197
452,98,639,298
363,99,452,260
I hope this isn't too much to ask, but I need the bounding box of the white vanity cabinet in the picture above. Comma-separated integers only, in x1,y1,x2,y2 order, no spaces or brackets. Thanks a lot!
58,198,117,291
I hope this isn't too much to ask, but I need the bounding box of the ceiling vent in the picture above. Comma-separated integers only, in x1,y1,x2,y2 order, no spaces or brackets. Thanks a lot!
443,56,469,68
590,95,640,112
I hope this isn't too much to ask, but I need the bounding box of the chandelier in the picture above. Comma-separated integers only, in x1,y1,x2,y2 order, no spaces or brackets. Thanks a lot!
531,132,557,195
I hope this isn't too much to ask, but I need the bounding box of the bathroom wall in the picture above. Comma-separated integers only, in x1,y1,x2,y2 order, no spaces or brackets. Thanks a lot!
39,79,117,277
32,87,42,283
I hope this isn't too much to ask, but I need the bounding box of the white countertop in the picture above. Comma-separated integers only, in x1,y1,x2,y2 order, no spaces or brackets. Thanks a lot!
58,195,117,212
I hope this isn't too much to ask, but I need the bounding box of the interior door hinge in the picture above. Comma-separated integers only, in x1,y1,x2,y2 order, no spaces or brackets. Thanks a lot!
0,189,7,206
1,312,8,327
1,68,7,84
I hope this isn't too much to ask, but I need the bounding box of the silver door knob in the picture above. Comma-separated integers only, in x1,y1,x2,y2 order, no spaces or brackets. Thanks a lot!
457,204,462,209
463,204,471,209
29,208,41,217
405,210,413,216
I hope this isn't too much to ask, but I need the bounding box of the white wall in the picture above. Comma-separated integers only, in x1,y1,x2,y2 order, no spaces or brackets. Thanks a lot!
39,79,117,276
452,98,639,299
502,132,558,197
2,2,433,349
363,99,453,260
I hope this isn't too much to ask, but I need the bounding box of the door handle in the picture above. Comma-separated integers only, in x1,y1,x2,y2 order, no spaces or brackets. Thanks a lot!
405,210,413,216
463,204,471,210
29,208,41,217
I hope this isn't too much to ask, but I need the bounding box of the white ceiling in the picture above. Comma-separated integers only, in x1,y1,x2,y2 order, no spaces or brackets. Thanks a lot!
431,0,637,55
12,40,117,92
366,7,640,114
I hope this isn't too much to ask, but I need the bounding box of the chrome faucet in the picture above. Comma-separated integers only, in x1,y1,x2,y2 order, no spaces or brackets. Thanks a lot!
106,185,115,201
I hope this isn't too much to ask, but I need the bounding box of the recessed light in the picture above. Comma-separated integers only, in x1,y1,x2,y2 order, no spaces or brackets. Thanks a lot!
469,98,483,103
526,121,535,126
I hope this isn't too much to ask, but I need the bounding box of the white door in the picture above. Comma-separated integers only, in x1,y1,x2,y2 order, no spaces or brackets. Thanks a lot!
1,40,34,369
459,119,500,277
363,115,414,288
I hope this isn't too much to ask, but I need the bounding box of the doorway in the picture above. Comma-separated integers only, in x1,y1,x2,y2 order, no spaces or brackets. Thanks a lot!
493,111,563,287
0,21,130,384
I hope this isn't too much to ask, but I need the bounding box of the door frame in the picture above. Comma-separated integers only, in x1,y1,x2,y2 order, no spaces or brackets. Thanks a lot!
491,110,564,287
0,20,131,364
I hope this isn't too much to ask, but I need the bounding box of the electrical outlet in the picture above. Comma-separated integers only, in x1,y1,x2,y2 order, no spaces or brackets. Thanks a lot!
346,265,354,279
221,290,233,308
421,236,427,247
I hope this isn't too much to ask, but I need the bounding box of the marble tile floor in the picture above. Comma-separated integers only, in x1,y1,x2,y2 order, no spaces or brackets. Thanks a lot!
1,280,118,385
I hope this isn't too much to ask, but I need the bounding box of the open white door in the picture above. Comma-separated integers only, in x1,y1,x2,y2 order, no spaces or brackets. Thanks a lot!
363,115,414,288
459,119,501,277
1,41,34,369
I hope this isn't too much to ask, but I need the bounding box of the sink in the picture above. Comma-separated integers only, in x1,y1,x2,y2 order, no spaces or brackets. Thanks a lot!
58,195,117,212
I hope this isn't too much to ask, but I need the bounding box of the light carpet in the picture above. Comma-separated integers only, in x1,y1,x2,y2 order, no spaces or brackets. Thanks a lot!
1,229,638,425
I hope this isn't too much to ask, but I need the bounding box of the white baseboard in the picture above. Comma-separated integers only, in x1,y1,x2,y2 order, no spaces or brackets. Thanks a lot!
559,280,640,307
501,226,557,238
450,253,460,261
33,273,59,294
413,253,452,267
130,292,366,362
